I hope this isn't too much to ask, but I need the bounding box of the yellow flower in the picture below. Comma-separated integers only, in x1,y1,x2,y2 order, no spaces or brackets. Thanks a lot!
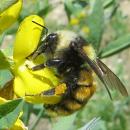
77,10,86,19
13,15,44,61
12,15,64,104
0,0,22,34
10,119,28,130
0,97,27,130
70,17,79,25
81,26,90,34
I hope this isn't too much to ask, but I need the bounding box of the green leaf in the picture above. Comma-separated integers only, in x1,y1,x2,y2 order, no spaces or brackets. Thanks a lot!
0,98,24,129
103,0,114,8
0,33,5,47
0,0,18,14
64,0,76,20
64,0,87,20
99,33,130,58
30,108,44,130
52,113,76,130
22,102,33,125
87,0,104,51
0,51,10,69
78,117,101,130
0,69,13,89
37,0,51,17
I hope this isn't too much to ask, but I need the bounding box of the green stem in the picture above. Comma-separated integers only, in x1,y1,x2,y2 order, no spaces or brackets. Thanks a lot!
23,103,33,126
30,108,44,130
0,0,18,13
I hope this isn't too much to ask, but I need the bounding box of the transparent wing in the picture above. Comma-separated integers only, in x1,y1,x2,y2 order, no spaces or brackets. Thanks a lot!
96,58,128,96
77,48,128,98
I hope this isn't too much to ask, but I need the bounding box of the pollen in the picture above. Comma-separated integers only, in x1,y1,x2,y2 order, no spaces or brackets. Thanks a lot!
55,83,67,95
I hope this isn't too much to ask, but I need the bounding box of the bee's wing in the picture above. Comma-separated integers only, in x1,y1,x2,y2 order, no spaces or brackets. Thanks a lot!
78,48,128,98
96,58,128,96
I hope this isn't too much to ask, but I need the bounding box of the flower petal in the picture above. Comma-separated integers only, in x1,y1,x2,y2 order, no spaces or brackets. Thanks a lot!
25,95,62,104
10,119,28,130
13,15,44,61
14,62,59,96
13,59,61,104
0,0,22,34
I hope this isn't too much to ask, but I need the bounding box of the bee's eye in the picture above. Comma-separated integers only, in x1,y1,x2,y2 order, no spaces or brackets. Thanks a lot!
46,33,58,43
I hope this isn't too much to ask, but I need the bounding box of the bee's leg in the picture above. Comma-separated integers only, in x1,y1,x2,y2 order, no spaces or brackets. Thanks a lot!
32,43,47,59
31,63,45,71
32,58,64,71
46,59,64,67
27,28,47,59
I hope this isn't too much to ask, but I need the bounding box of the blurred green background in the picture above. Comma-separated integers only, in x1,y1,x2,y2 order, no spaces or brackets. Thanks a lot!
0,0,130,130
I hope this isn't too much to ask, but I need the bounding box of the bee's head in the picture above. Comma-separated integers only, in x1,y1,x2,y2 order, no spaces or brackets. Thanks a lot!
43,33,58,54
45,33,58,45
32,20,58,45
31,21,58,58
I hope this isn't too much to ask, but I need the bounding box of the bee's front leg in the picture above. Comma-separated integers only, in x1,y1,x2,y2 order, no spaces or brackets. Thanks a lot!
31,63,45,71
32,43,47,59
31,58,64,71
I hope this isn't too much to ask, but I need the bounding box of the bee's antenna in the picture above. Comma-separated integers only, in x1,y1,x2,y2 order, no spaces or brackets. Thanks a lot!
32,20,48,36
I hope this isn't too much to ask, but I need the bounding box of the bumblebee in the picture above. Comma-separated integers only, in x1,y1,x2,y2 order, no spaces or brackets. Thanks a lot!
30,21,128,116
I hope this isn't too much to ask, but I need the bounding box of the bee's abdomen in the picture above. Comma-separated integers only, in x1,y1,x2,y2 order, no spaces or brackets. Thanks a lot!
73,85,95,103
44,69,96,116
74,69,96,102
45,85,95,116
